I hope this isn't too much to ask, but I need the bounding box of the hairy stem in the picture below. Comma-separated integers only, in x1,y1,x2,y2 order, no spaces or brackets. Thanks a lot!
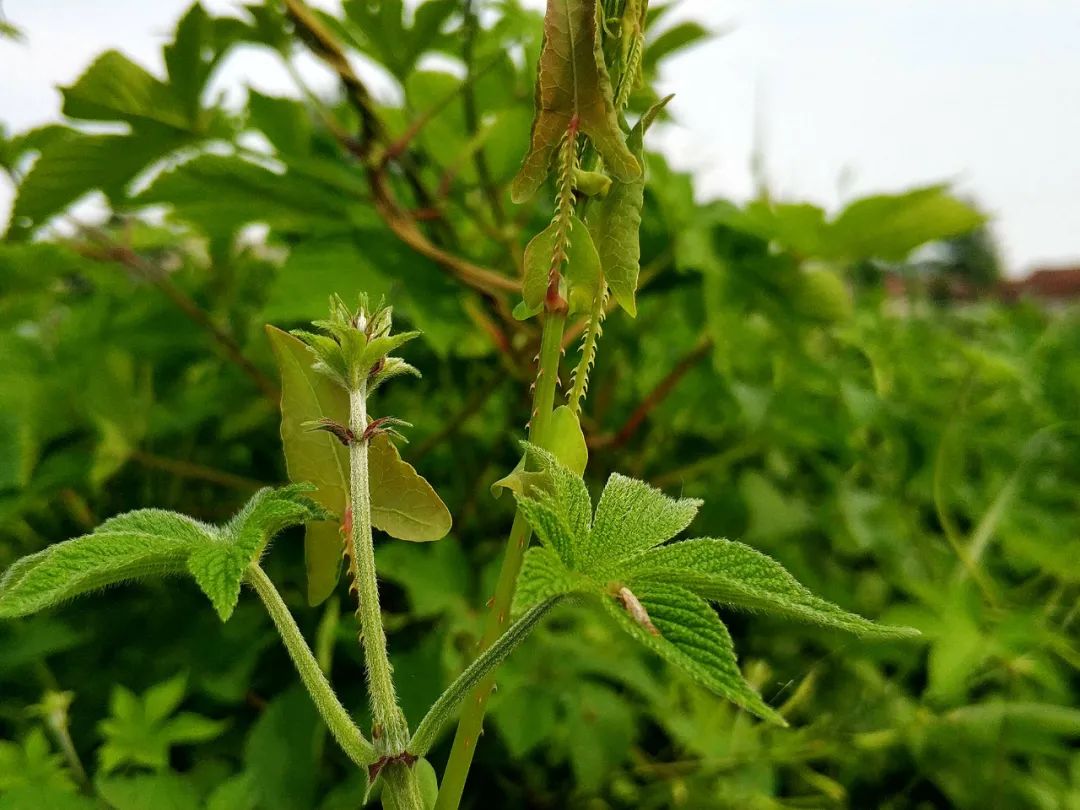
435,311,567,810
567,285,607,414
382,763,425,810
245,564,375,767
346,382,410,754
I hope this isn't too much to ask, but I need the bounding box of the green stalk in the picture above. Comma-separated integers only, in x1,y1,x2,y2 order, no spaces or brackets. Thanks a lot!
347,381,409,753
435,311,567,810
383,763,427,809
245,564,376,767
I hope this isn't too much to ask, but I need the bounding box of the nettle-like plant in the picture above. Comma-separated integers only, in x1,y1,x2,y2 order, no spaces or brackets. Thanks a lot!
0,1,917,807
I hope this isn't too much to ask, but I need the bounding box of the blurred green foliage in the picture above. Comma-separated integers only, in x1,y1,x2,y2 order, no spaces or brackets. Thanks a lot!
1,1,1078,808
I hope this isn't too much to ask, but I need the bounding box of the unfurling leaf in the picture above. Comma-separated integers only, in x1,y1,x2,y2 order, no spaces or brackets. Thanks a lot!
521,215,602,318
588,95,673,316
511,0,640,203
369,434,452,542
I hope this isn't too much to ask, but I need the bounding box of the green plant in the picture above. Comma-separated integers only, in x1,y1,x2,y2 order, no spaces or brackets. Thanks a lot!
0,1,920,806
4,1,1076,808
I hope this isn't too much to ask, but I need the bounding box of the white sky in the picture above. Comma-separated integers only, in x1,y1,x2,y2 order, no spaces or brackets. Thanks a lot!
1,0,1078,274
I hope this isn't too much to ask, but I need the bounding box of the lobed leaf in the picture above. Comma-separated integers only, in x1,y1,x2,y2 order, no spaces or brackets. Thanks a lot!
187,485,332,621
598,581,785,725
511,0,639,203
619,538,920,639
0,511,212,619
512,547,584,616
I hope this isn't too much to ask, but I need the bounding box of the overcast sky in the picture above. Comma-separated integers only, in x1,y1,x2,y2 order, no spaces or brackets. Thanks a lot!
1,0,1078,274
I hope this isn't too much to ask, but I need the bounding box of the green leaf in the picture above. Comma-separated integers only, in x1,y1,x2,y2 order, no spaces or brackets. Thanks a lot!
164,3,240,120
0,511,211,618
0,486,328,622
644,22,713,71
545,405,588,476
826,185,985,261
598,581,785,725
620,538,919,639
0,789,97,810
512,546,584,616
584,473,701,573
243,688,321,810
98,675,227,773
512,443,593,567
96,773,201,810
414,758,438,809
0,729,74,794
8,129,189,233
511,0,639,202
61,51,193,131
187,485,331,621
136,154,351,240
408,596,565,756
248,90,313,156
266,325,350,604
521,214,602,316
588,96,672,316
369,433,452,542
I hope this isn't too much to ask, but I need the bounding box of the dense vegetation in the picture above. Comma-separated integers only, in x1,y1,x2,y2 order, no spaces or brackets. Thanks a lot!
1,1,1078,808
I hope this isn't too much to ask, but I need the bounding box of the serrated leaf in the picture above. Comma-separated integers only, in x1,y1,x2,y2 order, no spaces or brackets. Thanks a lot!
0,511,212,618
512,546,584,616
584,473,701,573
588,96,672,316
369,433,452,542
187,485,332,621
511,0,639,203
598,581,785,725
620,538,919,639
504,443,592,566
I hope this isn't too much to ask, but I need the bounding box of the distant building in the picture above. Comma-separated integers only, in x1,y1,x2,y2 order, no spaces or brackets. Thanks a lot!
882,265,1080,307
999,265,1080,305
